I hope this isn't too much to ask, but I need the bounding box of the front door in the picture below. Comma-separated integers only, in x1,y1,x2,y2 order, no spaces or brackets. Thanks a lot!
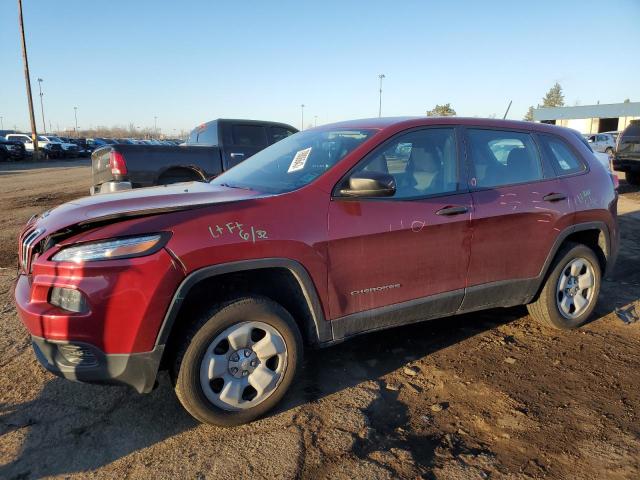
327,127,472,323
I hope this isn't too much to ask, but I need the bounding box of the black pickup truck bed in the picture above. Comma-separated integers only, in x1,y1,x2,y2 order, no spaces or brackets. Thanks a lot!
91,144,222,194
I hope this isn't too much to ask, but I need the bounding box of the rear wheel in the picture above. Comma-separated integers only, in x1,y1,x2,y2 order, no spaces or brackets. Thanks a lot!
527,243,601,329
626,171,640,186
158,168,202,185
173,296,303,426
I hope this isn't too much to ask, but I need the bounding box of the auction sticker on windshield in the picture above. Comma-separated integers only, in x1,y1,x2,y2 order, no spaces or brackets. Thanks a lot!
288,147,312,173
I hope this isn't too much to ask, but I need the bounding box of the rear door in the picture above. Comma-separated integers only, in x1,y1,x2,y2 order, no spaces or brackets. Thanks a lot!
221,124,269,169
327,126,472,320
461,127,574,310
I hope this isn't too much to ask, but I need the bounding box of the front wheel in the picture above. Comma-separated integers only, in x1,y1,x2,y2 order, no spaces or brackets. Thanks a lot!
527,243,601,329
173,296,303,426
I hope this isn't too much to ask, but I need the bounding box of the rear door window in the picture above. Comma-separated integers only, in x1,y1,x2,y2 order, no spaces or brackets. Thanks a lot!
467,129,543,188
231,125,268,147
538,134,586,176
269,127,296,144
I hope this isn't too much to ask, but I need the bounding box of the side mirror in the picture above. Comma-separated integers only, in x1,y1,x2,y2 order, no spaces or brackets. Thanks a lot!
339,171,396,198
587,138,594,143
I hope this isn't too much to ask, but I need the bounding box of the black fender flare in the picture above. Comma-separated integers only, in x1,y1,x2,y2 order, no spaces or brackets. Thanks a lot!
154,258,331,347
532,220,615,296
155,165,207,184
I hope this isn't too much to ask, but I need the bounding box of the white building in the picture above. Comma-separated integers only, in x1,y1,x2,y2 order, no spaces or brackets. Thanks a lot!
533,102,640,134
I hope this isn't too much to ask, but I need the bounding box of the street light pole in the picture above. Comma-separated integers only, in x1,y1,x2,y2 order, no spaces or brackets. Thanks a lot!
314,115,318,127
17,0,40,157
37,78,46,132
300,104,305,131
0,116,3,130
73,106,78,136
378,74,385,117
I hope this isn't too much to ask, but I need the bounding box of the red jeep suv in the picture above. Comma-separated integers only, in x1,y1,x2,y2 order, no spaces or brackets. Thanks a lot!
15,117,618,425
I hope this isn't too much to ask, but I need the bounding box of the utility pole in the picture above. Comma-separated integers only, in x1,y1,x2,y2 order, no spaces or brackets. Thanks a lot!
0,116,3,130
300,104,305,131
37,78,46,132
314,115,318,127
74,106,78,135
18,0,39,158
378,74,385,117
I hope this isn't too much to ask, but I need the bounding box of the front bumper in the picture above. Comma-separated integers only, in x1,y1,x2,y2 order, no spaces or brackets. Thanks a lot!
32,336,163,393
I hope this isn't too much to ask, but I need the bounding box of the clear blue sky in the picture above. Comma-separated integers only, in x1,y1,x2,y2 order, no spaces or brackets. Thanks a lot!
1,0,639,134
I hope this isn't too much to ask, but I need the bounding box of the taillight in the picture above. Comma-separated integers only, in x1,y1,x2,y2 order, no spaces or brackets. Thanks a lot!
108,150,127,176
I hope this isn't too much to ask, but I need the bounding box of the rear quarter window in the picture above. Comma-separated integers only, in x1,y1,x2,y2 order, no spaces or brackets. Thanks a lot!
538,134,586,176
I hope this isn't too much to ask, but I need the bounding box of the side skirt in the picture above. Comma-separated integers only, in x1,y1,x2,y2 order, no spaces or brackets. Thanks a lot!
330,289,464,342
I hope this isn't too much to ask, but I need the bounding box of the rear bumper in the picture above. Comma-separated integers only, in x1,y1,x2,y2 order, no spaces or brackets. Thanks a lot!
91,181,133,195
613,157,640,172
32,336,163,393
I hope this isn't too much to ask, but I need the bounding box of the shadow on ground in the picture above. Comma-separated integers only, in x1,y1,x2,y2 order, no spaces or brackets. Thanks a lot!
0,307,521,479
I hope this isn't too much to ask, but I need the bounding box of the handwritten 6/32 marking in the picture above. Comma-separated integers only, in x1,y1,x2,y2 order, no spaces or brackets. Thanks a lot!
209,221,268,244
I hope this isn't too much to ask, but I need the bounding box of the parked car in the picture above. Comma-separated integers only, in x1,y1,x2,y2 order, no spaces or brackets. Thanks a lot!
0,135,27,161
40,135,81,158
5,133,64,159
585,133,616,155
66,138,94,157
14,117,618,426
90,118,298,194
87,138,117,148
613,120,640,185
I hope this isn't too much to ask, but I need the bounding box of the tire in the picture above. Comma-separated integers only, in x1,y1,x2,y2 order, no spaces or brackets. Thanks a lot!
527,243,601,330
173,296,303,426
626,171,640,186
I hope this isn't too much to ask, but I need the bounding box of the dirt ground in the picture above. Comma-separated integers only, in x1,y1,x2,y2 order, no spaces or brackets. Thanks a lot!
0,160,639,479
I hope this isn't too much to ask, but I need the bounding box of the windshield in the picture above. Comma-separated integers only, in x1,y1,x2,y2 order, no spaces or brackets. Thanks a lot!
212,129,375,194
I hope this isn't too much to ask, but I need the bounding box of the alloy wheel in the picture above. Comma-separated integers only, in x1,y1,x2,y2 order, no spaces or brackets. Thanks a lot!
199,321,288,411
556,257,596,320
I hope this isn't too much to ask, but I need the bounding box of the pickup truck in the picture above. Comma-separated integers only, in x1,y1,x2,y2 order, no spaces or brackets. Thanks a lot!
613,120,640,186
90,119,297,194
5,133,65,159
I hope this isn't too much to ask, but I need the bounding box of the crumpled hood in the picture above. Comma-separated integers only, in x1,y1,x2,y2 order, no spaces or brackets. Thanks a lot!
32,181,266,235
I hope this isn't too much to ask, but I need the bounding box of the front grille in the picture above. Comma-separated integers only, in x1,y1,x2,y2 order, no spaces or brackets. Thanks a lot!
19,227,45,273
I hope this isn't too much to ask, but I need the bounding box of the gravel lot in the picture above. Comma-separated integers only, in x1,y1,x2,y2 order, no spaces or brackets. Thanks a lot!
1,160,639,479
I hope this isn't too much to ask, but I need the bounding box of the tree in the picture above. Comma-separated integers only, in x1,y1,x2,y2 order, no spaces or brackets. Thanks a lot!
523,106,535,121
624,98,631,103
541,82,565,108
426,103,456,117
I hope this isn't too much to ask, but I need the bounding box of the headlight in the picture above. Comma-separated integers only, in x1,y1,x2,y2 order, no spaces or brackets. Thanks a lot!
51,233,168,263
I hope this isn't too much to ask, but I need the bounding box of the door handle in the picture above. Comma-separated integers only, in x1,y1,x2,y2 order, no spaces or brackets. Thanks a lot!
230,152,245,159
543,193,567,202
436,205,469,216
